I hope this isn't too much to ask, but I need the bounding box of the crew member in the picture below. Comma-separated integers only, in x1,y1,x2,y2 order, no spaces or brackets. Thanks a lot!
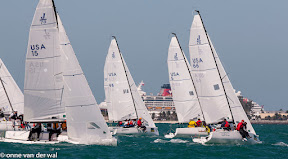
188,120,197,128
236,120,244,131
137,118,146,132
28,123,41,141
202,121,210,134
47,123,53,141
117,121,123,127
221,119,230,131
0,108,4,118
129,120,134,127
53,122,62,137
9,111,18,129
124,119,129,128
237,120,250,140
196,119,202,127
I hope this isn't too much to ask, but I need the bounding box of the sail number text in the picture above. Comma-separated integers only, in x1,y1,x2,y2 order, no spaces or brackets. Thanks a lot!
30,44,46,56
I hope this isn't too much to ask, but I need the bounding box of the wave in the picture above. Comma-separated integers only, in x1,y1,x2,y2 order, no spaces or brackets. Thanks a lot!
272,142,288,147
153,138,189,144
170,139,189,143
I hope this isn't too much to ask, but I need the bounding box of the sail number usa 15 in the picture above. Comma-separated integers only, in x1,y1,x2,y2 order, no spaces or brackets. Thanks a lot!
30,44,46,56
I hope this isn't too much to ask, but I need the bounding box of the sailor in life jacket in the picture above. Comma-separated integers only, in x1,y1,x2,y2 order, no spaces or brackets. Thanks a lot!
188,120,197,128
196,119,202,127
137,118,146,132
221,118,231,131
202,121,211,134
129,119,135,127
124,119,129,128
237,120,250,139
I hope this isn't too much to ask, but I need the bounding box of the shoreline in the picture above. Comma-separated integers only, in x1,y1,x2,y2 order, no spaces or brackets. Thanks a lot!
250,120,288,124
106,120,288,124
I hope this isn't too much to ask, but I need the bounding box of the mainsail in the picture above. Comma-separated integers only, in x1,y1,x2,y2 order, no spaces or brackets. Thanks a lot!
24,0,65,122
58,14,114,144
104,38,155,127
189,14,233,124
167,36,204,123
0,58,24,115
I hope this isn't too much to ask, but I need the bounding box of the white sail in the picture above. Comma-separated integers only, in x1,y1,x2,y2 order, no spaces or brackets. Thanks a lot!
167,37,203,123
24,0,65,122
189,15,232,124
104,39,136,121
210,40,256,134
58,15,114,145
0,59,24,115
104,39,155,127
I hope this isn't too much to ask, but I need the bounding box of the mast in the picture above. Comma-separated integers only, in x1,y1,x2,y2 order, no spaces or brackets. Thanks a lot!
51,0,58,27
112,36,139,119
0,76,14,113
195,10,235,124
172,33,205,122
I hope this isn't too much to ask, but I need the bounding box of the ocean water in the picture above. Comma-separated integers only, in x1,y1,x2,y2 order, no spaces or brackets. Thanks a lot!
0,124,287,159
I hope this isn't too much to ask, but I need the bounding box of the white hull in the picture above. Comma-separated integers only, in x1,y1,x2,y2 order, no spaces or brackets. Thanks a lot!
109,126,159,136
165,127,208,138
193,129,261,145
0,121,14,132
1,131,68,144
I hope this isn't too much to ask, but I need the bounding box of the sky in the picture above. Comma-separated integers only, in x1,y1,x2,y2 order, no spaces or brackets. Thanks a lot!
0,0,287,111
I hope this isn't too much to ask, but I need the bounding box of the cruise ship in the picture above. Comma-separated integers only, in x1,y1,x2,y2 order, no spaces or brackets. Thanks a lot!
137,82,176,120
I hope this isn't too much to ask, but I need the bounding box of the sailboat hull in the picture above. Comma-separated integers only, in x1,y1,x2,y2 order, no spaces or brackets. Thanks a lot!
175,127,208,138
109,126,159,136
193,129,261,145
2,131,68,144
0,121,15,132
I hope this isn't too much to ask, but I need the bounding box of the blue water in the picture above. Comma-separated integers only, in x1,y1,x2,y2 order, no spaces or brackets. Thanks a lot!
0,124,287,159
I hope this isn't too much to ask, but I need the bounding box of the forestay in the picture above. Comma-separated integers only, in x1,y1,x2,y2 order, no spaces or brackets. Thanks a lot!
167,37,203,123
0,59,24,115
189,15,232,124
24,0,65,122
104,39,155,127
58,14,114,144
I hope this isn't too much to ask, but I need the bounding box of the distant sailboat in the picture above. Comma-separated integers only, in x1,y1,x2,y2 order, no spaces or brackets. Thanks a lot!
0,58,24,132
165,34,207,138
3,0,117,145
189,11,260,144
104,37,159,135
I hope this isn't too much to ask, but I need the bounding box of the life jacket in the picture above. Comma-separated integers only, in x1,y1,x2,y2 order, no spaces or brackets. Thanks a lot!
188,121,196,128
137,120,142,126
129,121,133,125
236,122,243,131
205,126,210,133
224,121,230,127
53,123,59,130
62,122,67,130
196,120,202,127
119,121,123,125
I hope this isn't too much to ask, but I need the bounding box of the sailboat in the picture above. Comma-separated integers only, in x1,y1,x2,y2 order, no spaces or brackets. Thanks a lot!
104,37,159,135
3,0,117,145
165,34,208,138
189,11,260,144
0,58,24,132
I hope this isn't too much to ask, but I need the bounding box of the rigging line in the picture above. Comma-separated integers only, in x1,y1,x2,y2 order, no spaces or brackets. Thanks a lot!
195,10,235,124
172,33,206,122
113,36,139,119
0,77,14,112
